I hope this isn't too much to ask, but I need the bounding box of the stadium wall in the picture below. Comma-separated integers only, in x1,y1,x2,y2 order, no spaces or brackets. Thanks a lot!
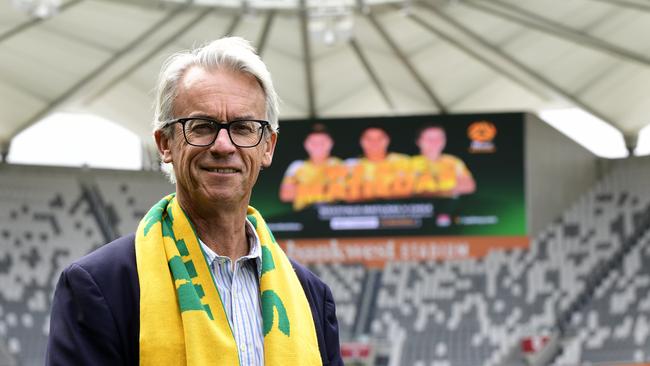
525,113,601,236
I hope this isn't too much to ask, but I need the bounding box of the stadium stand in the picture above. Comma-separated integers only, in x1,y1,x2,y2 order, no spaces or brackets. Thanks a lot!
0,165,172,366
0,336,16,366
91,169,172,236
0,165,104,366
554,158,650,366
560,234,650,364
367,158,650,366
2,157,650,366
307,263,368,340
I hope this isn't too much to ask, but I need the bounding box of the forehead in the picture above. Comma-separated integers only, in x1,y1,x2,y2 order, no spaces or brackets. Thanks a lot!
174,66,266,117
421,127,445,138
362,128,388,139
307,132,331,141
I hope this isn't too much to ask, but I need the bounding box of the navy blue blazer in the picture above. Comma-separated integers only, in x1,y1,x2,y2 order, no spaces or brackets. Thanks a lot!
46,234,343,366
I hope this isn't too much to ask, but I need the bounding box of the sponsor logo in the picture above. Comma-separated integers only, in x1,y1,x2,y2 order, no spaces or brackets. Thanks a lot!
468,120,497,153
436,213,451,227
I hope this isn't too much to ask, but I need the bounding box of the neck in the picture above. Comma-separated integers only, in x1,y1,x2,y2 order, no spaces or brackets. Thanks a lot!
426,153,442,161
310,156,328,164
366,153,386,162
177,195,250,262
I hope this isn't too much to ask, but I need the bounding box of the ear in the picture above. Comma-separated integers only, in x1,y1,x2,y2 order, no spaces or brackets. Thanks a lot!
154,129,174,163
261,131,278,168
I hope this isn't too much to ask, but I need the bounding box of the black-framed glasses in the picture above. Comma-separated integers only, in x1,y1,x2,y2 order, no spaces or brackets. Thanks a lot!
163,117,270,148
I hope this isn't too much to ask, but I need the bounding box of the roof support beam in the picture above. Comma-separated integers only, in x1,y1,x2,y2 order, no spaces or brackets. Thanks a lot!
0,140,10,162
299,0,317,118
623,133,638,154
366,12,447,113
348,38,395,111
464,0,650,68
418,2,617,128
83,9,221,105
5,6,202,141
572,63,619,96
590,0,650,13
0,0,83,44
403,7,550,101
223,11,243,36
257,10,276,56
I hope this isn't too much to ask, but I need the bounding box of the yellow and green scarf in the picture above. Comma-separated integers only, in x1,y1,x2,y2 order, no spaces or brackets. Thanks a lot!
135,194,322,365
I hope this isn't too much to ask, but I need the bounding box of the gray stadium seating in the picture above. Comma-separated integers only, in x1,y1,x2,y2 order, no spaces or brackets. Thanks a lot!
369,158,650,366
0,166,103,366
308,263,367,340
554,159,650,366
2,157,650,366
92,169,172,236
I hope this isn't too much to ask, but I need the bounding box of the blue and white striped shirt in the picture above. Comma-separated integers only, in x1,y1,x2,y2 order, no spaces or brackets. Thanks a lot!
199,219,264,366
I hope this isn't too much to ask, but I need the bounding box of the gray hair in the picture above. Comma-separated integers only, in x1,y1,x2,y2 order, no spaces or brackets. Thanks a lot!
152,37,279,182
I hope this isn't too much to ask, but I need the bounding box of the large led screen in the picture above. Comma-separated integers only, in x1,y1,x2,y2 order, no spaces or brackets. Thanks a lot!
251,112,527,262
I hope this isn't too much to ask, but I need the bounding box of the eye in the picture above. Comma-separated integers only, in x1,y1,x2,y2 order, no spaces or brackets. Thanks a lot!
187,120,215,135
231,120,257,135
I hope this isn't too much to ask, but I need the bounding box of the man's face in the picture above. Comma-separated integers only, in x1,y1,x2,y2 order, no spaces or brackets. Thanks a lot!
417,127,446,160
304,132,333,161
360,127,389,161
155,66,276,210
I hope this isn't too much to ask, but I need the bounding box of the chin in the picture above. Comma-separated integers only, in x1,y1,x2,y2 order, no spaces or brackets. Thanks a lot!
209,188,248,203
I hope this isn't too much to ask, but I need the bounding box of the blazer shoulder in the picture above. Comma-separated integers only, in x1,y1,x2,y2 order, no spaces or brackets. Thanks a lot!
64,233,139,314
290,258,328,294
49,233,140,366
72,234,136,276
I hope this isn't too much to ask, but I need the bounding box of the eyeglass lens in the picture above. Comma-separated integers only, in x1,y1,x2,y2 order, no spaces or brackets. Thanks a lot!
184,119,264,147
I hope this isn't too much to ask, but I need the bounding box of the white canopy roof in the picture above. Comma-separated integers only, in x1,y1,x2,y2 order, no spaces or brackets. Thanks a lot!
1,0,650,158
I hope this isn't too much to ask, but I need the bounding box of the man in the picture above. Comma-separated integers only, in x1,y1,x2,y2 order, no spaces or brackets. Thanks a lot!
46,37,343,366
411,123,475,196
279,124,344,210
345,125,409,201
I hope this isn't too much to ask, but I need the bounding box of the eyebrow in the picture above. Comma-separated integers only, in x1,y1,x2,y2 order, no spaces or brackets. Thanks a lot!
186,114,259,121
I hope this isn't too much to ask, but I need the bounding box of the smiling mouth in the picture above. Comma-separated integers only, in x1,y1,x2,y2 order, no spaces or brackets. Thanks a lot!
204,168,239,173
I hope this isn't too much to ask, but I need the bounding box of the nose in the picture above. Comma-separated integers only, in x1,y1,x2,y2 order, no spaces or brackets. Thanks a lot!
209,128,237,154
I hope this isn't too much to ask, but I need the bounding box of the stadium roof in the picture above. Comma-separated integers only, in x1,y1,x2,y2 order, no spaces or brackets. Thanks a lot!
2,0,650,161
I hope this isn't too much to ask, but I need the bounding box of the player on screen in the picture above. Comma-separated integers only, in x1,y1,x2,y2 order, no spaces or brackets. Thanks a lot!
411,123,476,196
345,125,410,201
280,123,345,210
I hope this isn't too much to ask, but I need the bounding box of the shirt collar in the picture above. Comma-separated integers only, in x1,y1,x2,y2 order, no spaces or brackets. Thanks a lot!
198,218,263,278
